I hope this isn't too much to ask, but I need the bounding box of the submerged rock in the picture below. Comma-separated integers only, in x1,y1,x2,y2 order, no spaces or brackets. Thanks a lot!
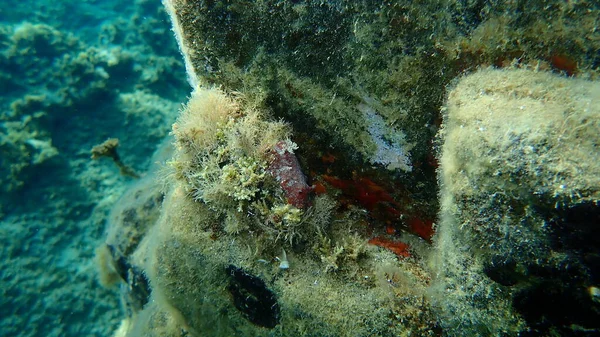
432,68,600,336
99,1,600,336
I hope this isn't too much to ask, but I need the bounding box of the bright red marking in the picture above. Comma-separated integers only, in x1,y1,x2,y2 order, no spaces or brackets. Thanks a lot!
368,237,411,258
321,174,435,241
407,217,434,242
313,181,327,195
322,175,398,212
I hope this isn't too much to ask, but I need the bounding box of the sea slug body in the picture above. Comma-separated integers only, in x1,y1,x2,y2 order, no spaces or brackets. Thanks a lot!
267,140,312,208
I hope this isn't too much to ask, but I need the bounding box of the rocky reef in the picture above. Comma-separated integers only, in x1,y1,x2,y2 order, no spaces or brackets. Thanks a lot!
97,1,600,336
433,68,600,336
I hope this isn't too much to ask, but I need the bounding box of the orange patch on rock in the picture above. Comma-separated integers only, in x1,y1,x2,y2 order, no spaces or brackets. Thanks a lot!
407,217,435,242
321,174,435,241
313,181,327,195
550,54,578,76
368,237,411,258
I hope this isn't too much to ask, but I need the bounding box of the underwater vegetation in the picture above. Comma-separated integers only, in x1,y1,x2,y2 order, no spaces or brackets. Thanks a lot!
95,0,600,336
39,0,599,336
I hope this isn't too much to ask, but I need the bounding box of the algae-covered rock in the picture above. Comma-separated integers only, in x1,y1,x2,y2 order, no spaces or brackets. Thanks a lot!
96,140,172,315
433,68,600,336
157,0,599,262
99,1,600,336
162,0,599,185
108,87,438,337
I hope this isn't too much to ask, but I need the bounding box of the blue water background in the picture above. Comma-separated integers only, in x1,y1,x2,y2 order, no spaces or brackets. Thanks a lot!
0,0,188,335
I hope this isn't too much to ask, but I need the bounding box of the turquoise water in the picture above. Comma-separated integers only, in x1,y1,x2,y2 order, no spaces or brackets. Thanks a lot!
0,1,188,335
